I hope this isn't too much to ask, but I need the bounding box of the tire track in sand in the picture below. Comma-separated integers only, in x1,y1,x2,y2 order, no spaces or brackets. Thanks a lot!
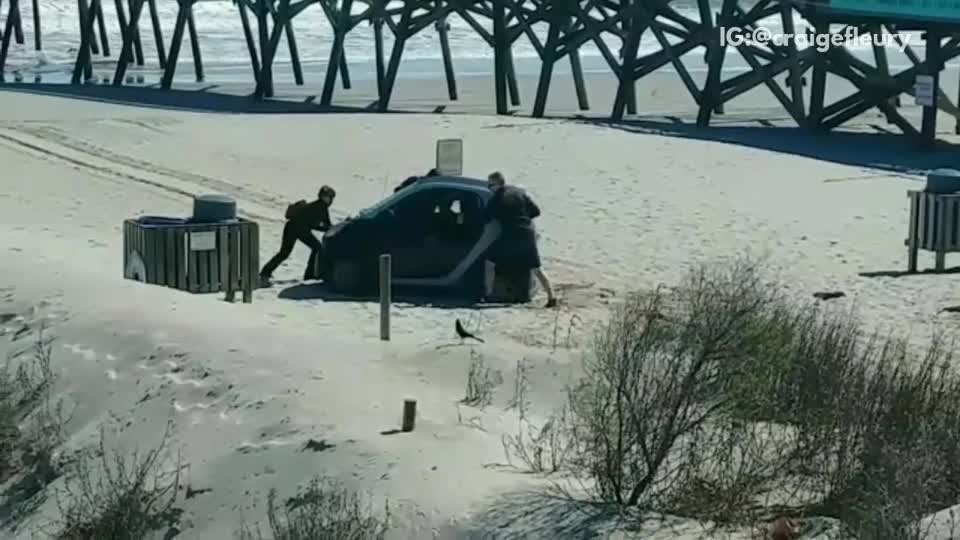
0,124,285,224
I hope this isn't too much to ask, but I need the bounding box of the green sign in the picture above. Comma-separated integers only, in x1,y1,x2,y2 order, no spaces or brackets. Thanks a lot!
828,0,960,22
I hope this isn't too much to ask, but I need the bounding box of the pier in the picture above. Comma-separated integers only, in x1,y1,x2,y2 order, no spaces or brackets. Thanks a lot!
1,0,959,146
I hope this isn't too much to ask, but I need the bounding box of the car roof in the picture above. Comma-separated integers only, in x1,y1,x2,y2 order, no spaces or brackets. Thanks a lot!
417,175,488,190
356,175,489,218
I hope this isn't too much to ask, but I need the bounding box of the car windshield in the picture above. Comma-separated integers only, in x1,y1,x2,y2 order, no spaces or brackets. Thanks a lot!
356,192,401,218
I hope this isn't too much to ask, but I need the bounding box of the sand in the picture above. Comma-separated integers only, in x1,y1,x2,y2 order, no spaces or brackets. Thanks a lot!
0,83,959,539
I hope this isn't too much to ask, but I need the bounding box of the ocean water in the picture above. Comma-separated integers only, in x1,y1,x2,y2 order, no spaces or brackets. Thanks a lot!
0,0,943,84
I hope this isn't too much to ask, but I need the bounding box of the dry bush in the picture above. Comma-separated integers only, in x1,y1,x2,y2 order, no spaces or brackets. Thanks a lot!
562,258,784,507
0,326,68,526
462,350,502,408
505,357,531,413
501,404,574,474
558,255,960,537
237,476,389,540
54,422,183,540
664,418,800,526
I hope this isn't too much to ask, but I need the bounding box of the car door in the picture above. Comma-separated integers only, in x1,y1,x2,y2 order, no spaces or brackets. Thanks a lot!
427,191,485,277
378,187,444,278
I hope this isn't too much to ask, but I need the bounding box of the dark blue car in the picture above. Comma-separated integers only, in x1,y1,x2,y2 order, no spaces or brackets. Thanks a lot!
319,176,509,299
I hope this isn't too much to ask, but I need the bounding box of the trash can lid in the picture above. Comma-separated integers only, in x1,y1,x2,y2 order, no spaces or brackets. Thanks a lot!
137,215,189,226
194,194,236,203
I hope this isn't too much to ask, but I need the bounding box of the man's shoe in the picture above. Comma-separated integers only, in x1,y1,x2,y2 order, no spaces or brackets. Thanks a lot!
545,297,558,308
258,275,273,288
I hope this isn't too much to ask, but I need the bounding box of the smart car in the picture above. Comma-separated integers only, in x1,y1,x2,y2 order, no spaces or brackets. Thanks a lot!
320,175,521,299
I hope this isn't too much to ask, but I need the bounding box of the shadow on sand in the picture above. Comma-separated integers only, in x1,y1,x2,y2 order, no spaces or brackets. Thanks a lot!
859,266,960,278
7,82,953,176
0,83,389,115
276,282,508,310
575,117,960,175
448,489,677,539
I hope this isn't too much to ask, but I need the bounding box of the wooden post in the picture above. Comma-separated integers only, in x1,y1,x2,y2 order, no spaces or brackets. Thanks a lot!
808,19,828,130
31,0,40,50
128,0,145,66
401,399,416,432
11,0,23,45
379,3,412,111
160,0,188,89
532,3,560,118
186,7,203,81
339,51,351,89
506,45,520,106
285,17,304,86
321,0,352,106
907,191,919,273
373,15,385,98
379,253,391,341
921,30,941,149
255,0,271,97
0,0,19,82
614,0,640,120
147,0,165,68
437,17,457,100
93,0,108,55
492,0,508,115
238,0,261,84
936,196,948,272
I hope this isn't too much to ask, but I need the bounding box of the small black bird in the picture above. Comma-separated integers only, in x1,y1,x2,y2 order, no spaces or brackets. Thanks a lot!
455,318,484,343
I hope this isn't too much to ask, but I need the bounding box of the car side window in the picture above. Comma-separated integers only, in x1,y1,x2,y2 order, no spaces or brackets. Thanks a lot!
388,188,484,235
391,189,438,224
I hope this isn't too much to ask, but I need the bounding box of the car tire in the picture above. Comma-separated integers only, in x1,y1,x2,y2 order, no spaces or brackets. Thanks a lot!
330,260,364,294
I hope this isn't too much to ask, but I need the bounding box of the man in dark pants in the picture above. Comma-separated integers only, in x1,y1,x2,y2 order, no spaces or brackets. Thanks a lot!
482,172,556,307
259,185,336,285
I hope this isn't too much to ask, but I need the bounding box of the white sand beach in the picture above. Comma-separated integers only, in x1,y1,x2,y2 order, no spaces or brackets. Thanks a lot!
1,87,960,539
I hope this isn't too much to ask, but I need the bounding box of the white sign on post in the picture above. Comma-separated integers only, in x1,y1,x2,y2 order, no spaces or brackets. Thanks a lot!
436,139,463,176
915,75,935,107
189,231,217,251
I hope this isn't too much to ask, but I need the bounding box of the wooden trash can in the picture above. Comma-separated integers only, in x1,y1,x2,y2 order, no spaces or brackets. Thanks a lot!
906,190,960,272
123,216,260,303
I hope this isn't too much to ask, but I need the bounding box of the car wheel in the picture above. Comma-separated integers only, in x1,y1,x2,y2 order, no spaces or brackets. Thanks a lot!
330,260,362,294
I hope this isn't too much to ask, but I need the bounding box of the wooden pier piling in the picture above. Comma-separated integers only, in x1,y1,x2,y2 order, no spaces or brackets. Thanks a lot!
0,0,957,146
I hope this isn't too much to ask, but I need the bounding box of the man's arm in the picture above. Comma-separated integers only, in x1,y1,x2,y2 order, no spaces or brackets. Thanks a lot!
310,204,332,231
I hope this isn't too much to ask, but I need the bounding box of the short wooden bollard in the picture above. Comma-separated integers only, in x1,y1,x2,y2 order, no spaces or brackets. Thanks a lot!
379,254,391,341
401,399,417,432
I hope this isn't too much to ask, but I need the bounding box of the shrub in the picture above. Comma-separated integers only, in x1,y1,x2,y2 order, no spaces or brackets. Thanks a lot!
0,326,67,526
54,423,183,540
238,476,389,540
560,255,960,537
462,350,501,408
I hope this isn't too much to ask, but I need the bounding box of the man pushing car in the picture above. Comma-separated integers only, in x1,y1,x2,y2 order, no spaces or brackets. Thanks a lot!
259,185,336,286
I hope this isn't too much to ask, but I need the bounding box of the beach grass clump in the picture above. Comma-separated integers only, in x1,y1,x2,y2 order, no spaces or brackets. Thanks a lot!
237,476,389,540
462,349,502,409
54,424,183,540
0,326,66,525
561,255,960,536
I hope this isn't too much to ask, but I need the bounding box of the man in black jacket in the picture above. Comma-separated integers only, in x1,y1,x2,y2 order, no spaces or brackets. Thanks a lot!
482,172,556,307
260,185,336,284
